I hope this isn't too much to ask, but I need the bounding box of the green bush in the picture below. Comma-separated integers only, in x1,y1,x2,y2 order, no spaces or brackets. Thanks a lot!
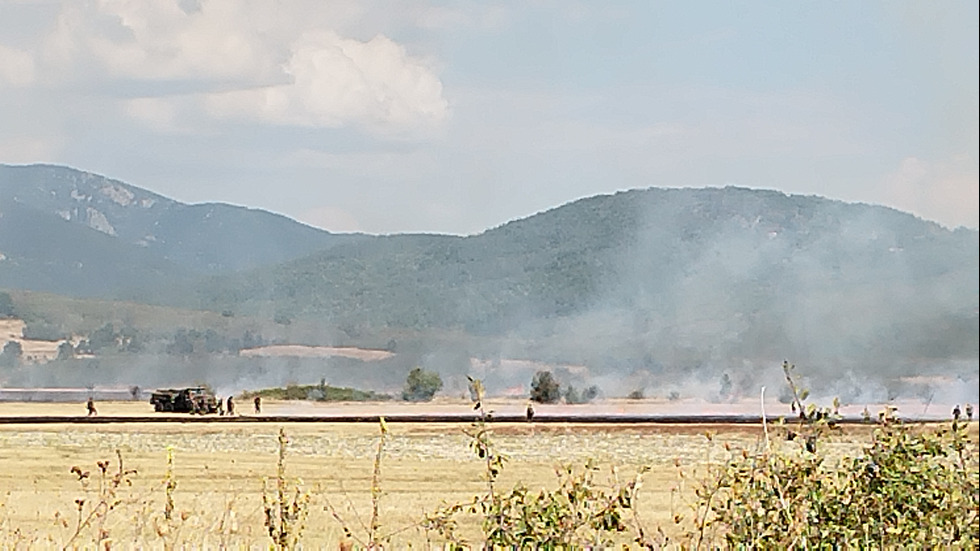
424,377,650,548
402,367,443,402
530,370,561,403
684,362,979,548
243,384,390,402
565,384,599,404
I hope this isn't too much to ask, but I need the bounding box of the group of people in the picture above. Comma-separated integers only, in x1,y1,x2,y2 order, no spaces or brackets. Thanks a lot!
952,403,974,421
85,395,263,416
215,395,262,416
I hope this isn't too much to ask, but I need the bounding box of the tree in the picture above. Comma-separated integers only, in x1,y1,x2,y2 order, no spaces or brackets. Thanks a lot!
119,326,143,353
88,323,118,352
564,384,600,404
0,340,23,367
0,292,13,318
166,329,194,356
402,367,443,402
719,373,733,400
56,340,75,361
530,370,562,404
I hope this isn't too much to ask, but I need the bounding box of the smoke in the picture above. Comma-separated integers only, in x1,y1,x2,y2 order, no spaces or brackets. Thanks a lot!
466,187,977,407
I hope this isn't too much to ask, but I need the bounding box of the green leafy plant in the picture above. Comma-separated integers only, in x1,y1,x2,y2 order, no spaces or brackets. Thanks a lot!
680,361,979,549
425,376,652,548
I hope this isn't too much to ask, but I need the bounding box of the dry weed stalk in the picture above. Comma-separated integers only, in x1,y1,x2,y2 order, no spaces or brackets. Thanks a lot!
62,449,137,549
263,427,310,550
325,417,404,549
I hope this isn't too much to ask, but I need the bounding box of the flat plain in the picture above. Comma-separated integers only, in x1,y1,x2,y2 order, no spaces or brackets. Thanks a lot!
0,400,970,548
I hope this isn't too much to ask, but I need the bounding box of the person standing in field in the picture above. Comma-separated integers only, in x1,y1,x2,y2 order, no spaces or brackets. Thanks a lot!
86,397,97,416
254,395,262,414
227,395,235,416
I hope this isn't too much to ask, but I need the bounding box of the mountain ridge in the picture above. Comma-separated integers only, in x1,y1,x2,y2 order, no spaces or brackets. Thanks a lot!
1,164,976,397
0,163,366,295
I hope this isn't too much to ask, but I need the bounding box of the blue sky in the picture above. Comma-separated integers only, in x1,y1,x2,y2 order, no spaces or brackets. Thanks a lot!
0,1,976,234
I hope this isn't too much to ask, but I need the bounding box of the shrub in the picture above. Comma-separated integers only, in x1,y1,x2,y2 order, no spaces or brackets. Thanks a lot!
683,361,979,548
564,384,600,404
402,367,443,402
424,376,652,548
282,384,307,400
530,370,561,404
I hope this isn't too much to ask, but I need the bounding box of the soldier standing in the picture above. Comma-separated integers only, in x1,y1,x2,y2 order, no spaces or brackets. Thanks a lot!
966,403,974,421
86,397,97,417
526,401,535,422
254,395,262,414
227,395,235,416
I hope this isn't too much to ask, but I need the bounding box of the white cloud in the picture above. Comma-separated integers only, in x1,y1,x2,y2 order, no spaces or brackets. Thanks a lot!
205,30,448,133
11,0,447,135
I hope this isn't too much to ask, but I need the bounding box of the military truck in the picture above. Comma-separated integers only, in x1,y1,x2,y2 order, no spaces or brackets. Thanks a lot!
150,387,219,414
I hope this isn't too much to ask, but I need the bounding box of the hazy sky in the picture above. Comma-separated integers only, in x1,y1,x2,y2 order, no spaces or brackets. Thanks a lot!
1,1,977,234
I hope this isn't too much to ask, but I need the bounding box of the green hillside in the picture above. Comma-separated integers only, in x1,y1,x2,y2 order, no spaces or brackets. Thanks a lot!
175,188,977,376
2,168,976,400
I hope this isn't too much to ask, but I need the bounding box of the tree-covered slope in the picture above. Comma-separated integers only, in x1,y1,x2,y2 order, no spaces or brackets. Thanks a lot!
187,187,977,376
2,164,975,389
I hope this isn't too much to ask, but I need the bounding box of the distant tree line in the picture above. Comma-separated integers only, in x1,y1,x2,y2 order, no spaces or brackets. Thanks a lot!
48,323,269,359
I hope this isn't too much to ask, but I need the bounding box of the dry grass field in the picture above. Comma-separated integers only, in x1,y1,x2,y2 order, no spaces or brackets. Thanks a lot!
0,401,972,548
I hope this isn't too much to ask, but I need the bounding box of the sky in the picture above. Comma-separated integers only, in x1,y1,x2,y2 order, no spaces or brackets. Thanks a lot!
0,0,977,235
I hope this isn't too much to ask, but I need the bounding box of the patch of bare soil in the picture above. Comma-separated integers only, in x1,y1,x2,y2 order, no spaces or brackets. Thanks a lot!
239,344,394,361
0,318,63,362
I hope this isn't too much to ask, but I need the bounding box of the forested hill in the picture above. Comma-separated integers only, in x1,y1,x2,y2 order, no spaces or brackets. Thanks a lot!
187,186,978,376
1,165,976,385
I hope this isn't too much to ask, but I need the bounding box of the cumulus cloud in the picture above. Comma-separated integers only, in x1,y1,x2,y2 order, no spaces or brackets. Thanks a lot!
206,30,448,133
883,155,979,229
4,0,447,135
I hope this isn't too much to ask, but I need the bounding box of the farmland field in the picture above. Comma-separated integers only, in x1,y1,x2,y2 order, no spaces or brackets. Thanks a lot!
0,401,973,548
